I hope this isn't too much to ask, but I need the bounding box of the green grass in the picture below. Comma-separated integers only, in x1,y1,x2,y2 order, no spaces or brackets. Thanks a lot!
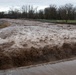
37,19,76,24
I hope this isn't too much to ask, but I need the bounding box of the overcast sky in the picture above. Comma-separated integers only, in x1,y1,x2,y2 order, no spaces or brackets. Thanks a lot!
0,0,76,11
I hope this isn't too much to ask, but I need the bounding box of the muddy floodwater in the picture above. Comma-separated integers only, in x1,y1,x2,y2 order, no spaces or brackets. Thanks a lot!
0,59,76,75
0,19,76,72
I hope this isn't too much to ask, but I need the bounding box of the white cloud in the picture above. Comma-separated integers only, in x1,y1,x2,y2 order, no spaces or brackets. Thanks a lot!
0,0,76,11
0,6,9,12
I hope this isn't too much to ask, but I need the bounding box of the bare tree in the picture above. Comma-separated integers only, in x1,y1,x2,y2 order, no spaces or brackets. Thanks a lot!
44,5,57,19
58,3,75,22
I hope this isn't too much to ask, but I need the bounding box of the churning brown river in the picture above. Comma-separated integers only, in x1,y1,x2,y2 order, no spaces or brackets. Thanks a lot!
0,59,76,75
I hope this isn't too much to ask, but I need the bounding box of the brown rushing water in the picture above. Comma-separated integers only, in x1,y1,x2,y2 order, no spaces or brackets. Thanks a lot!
0,59,76,75
1,19,76,73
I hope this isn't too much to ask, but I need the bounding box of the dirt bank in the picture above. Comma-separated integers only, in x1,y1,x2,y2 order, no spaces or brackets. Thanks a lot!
0,19,76,69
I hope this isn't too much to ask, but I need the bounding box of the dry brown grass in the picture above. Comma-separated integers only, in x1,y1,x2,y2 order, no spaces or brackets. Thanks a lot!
0,42,76,69
0,22,10,29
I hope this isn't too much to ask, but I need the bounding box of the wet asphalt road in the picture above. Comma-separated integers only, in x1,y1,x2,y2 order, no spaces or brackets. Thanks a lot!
0,59,76,75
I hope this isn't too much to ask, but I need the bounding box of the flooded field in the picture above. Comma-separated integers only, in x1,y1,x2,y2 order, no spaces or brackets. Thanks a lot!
0,19,76,69
0,59,76,75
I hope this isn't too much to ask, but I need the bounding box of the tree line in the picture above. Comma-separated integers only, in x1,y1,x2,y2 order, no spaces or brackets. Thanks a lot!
0,3,76,20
